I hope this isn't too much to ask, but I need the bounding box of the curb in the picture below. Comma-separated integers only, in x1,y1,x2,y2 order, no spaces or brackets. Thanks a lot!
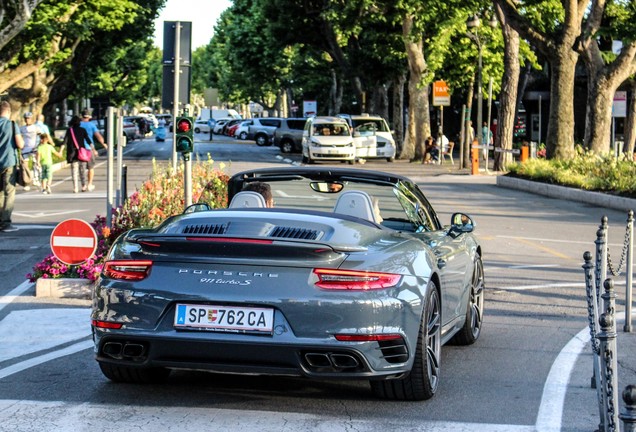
496,175,636,212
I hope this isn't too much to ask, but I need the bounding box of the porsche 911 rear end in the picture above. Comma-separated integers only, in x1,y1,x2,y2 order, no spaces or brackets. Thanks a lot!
91,211,428,391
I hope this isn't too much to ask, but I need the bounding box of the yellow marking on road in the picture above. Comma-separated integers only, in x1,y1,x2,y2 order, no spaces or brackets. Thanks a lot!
515,237,571,260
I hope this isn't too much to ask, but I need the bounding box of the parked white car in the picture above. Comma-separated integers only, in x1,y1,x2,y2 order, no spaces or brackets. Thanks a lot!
194,120,211,134
213,118,232,134
339,114,396,162
301,116,355,164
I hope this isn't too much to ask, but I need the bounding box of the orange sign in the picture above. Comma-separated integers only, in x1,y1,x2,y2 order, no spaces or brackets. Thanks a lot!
433,80,450,106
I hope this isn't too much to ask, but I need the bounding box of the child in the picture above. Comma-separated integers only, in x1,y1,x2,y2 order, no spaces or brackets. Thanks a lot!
36,133,63,194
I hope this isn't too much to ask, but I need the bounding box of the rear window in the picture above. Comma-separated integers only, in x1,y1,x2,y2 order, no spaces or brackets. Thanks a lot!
287,119,307,130
260,119,281,127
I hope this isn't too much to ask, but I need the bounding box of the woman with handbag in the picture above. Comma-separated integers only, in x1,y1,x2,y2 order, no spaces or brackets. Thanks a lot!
62,115,92,193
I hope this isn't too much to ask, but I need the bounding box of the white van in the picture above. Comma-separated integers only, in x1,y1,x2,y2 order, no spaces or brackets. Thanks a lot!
301,116,355,164
339,114,396,162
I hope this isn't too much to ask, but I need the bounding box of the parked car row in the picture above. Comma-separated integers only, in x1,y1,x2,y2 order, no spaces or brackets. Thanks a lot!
271,114,397,163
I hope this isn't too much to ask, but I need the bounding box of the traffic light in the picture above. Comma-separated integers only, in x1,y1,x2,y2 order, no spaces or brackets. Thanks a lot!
175,116,194,153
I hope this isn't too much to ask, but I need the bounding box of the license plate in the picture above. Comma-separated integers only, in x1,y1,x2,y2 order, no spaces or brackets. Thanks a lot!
174,304,274,333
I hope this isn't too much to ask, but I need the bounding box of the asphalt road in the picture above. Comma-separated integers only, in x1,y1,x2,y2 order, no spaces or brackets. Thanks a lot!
0,132,632,431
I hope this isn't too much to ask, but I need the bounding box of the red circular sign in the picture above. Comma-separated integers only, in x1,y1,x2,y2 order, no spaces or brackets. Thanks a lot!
50,219,98,265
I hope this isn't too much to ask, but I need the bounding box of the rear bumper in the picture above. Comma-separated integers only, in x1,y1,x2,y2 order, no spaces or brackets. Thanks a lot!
93,332,411,379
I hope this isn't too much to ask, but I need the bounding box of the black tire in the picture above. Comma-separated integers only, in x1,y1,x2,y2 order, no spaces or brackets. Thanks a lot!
194,128,201,134
371,283,441,401
98,362,170,384
387,157,395,162
347,160,354,165
239,131,248,140
255,134,268,146
450,254,484,345
280,140,293,153
301,154,308,164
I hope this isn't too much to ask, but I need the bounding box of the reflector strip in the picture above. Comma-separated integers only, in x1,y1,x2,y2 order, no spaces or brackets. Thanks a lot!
335,334,403,342
91,320,123,329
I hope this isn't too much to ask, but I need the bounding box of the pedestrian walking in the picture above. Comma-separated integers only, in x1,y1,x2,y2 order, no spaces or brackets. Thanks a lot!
0,101,25,232
79,109,107,191
20,111,42,189
208,117,216,141
36,114,51,137
35,133,62,194
61,115,91,193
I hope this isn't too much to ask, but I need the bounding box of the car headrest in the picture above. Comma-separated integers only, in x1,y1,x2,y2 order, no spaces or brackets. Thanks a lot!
229,191,266,208
333,190,378,223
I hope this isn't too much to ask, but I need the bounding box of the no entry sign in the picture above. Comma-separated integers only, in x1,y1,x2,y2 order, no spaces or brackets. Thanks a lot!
50,219,98,265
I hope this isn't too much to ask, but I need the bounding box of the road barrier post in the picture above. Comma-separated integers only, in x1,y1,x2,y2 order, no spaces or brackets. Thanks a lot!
471,147,479,175
520,145,529,162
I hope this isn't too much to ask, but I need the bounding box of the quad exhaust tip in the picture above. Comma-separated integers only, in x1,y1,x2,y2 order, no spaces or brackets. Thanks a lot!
304,352,360,370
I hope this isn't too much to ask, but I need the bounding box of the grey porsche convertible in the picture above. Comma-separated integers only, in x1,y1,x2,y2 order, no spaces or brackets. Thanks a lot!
91,167,484,401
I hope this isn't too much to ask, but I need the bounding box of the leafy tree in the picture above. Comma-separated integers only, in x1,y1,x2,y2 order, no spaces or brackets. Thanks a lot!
0,0,45,51
1,0,165,120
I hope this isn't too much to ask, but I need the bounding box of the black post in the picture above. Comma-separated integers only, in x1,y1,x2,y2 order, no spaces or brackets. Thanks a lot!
121,164,128,204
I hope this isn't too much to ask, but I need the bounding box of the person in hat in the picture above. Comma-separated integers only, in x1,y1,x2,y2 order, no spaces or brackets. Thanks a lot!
20,111,42,189
0,101,25,232
79,109,107,192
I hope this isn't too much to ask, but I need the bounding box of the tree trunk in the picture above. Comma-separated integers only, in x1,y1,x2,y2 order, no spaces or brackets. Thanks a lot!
493,3,520,171
625,82,636,156
581,41,636,153
0,0,45,52
545,47,578,159
392,74,405,155
400,15,430,161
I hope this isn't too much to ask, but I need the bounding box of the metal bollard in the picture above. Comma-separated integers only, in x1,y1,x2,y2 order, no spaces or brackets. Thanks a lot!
598,278,619,431
621,385,636,432
626,210,634,333
585,251,606,428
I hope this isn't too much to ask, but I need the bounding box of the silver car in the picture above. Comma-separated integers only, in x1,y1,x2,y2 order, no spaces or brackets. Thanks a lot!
91,167,484,401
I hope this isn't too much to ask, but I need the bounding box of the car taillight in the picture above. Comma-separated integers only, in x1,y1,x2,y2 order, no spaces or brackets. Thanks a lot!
313,268,401,290
103,260,152,281
91,319,123,329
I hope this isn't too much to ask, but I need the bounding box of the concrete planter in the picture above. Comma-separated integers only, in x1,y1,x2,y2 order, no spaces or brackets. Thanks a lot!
35,278,93,299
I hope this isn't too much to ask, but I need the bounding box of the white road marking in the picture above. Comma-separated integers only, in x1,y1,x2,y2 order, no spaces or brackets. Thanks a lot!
0,401,537,431
0,308,90,362
0,281,32,314
0,340,92,380
507,264,560,269
535,327,591,432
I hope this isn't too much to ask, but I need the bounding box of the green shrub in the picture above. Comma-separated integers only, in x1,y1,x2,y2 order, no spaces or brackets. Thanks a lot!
508,150,636,197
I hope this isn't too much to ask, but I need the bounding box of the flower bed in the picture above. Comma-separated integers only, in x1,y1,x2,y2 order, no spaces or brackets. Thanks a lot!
28,158,229,282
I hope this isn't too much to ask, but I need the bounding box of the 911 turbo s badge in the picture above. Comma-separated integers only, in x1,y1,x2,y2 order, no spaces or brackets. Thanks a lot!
178,269,279,286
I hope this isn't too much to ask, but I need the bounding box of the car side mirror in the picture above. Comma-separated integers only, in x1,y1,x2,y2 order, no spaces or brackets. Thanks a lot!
184,203,212,214
449,212,475,235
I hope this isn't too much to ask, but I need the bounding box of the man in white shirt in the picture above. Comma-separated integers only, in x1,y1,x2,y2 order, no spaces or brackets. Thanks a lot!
20,112,41,188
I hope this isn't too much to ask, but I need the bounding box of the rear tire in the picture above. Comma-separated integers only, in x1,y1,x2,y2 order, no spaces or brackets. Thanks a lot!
194,128,201,133
371,283,441,400
450,254,484,345
98,362,170,384
255,134,268,146
239,131,248,140
281,140,293,153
